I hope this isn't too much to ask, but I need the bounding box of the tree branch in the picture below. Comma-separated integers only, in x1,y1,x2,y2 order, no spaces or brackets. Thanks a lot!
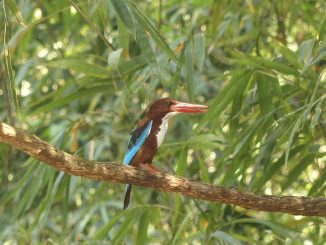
0,121,325,217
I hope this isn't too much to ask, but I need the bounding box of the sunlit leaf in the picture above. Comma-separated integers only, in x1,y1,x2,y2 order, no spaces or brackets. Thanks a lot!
47,59,111,78
128,1,181,66
4,0,25,25
171,211,192,245
30,84,113,115
282,154,315,191
185,43,194,100
194,33,205,71
111,0,135,32
211,231,243,245
108,48,123,69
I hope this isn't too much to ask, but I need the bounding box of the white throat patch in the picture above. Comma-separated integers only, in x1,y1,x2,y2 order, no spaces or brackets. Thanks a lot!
156,112,178,147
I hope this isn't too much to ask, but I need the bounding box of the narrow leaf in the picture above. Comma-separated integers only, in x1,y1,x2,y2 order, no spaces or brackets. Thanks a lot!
194,33,205,71
111,0,135,32
128,1,181,65
108,48,123,70
30,84,112,115
47,59,110,78
4,0,25,25
211,231,243,245
185,43,194,100
282,154,315,191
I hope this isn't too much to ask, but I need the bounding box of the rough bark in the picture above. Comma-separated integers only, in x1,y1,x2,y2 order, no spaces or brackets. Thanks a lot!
0,121,325,217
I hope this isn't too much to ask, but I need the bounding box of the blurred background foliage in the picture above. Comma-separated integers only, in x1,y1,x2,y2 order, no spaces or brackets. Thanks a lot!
0,0,325,244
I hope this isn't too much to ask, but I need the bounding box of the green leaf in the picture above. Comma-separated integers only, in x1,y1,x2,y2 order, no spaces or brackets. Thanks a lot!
61,175,70,236
252,145,306,190
30,84,112,115
4,0,25,25
286,71,322,165
111,0,135,32
276,44,301,68
74,204,101,235
172,194,181,231
113,208,139,244
217,17,233,39
2,57,19,119
108,48,123,70
285,114,304,166
229,84,244,136
134,25,160,76
308,163,326,196
231,51,299,75
231,218,296,238
201,69,252,131
175,149,187,176
282,154,315,191
47,59,111,78
187,134,221,149
221,116,270,185
117,55,147,76
185,43,194,100
93,211,126,240
211,231,243,245
194,33,205,71
29,168,59,231
3,159,37,205
252,127,280,180
128,1,181,66
310,95,324,131
256,72,274,116
171,211,192,245
198,158,210,183
13,164,45,218
136,209,150,245
298,39,315,65
165,134,221,150
112,0,180,66
117,17,130,49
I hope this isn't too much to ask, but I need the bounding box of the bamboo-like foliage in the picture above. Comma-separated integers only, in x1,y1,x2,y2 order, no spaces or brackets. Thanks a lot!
0,0,325,243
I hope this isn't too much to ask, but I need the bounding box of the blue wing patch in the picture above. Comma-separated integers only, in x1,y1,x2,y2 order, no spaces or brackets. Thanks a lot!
123,120,153,165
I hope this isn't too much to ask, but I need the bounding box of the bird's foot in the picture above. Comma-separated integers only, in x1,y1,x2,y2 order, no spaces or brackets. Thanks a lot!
139,163,159,175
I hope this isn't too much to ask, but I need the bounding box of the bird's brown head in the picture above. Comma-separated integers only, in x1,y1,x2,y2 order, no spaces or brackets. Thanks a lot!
146,98,208,119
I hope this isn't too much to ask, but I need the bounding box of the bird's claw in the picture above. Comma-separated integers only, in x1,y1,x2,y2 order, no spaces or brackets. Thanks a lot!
139,163,159,175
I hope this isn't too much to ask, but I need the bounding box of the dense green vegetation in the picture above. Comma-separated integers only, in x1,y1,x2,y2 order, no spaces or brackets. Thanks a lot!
1,0,325,244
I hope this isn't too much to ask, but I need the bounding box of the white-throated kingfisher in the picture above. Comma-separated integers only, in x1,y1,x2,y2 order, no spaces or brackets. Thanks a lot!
123,98,207,209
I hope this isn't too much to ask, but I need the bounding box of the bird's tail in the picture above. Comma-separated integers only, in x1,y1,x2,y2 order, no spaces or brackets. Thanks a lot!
123,184,132,209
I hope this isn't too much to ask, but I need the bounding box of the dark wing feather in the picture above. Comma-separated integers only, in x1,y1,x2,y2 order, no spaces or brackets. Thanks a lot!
123,120,153,165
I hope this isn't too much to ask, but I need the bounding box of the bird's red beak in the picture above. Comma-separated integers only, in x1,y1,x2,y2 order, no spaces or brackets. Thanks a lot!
171,101,208,113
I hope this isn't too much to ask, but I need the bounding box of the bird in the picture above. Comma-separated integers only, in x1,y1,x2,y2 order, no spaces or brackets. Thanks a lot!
122,98,208,209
